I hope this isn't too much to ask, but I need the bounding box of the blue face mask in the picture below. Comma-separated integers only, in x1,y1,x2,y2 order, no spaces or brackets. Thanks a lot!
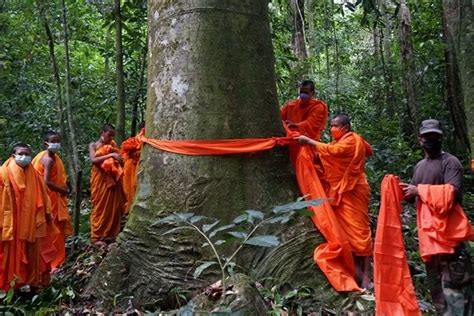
299,93,311,101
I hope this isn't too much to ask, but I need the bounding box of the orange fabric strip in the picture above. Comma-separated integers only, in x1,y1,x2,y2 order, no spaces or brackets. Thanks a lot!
374,175,420,315
137,134,293,156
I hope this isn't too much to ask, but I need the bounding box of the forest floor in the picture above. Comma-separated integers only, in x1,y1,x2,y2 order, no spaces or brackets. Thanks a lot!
1,193,473,315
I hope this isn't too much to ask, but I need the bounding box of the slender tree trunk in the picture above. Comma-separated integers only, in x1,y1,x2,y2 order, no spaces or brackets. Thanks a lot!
305,0,314,58
88,0,330,310
37,0,76,187
60,0,80,179
114,0,126,143
442,0,472,156
398,0,418,136
290,0,307,60
330,0,340,103
130,43,147,136
380,0,396,117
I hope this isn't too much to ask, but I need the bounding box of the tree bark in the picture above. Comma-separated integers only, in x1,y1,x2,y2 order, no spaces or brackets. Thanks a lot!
398,0,418,136
290,0,307,60
442,0,472,156
60,0,81,180
88,0,330,310
114,0,126,143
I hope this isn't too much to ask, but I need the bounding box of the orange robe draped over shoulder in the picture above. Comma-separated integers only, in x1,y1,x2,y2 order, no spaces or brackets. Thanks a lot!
374,175,421,315
90,142,126,241
315,132,373,256
281,98,328,141
0,158,58,290
32,151,72,268
416,184,474,262
121,136,142,214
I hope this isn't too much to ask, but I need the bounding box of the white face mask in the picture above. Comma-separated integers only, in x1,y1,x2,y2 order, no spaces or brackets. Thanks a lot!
14,155,32,167
47,142,61,153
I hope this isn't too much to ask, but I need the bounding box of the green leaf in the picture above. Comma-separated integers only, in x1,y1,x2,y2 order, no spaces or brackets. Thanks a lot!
266,215,291,224
244,235,280,247
189,215,206,223
232,214,248,224
214,240,226,245
152,213,193,226
272,199,325,214
203,220,220,233
162,226,193,236
209,224,235,238
193,261,217,279
227,231,248,239
245,210,264,220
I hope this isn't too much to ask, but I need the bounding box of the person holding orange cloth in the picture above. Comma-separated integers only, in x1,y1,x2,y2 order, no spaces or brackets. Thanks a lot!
89,123,126,244
295,113,373,288
120,123,144,214
400,119,473,315
0,143,58,291
281,80,328,141
32,131,72,269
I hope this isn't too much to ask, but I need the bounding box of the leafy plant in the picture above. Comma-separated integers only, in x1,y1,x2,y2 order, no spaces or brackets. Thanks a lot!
152,198,325,290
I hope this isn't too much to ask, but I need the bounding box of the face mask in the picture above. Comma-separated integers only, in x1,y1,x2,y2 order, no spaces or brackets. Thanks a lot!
330,127,345,140
299,93,311,102
422,139,442,155
14,155,32,167
47,142,61,153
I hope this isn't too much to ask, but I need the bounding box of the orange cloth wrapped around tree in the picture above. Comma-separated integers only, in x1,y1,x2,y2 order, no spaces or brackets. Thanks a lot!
90,141,126,241
0,158,59,290
121,136,142,214
315,132,373,256
32,151,72,268
374,175,421,315
416,184,474,262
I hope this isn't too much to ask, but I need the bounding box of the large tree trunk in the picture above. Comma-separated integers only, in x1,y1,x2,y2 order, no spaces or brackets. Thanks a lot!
88,0,330,310
398,0,418,136
114,0,126,143
442,0,472,156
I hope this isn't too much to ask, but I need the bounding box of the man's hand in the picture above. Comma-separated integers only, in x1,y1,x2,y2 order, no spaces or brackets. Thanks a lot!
294,135,317,146
285,120,298,129
110,152,123,164
399,183,418,199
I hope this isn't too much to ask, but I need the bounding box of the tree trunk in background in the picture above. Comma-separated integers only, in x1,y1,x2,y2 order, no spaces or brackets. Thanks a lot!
88,0,333,310
398,0,418,136
380,0,396,117
130,43,147,136
290,0,307,60
114,0,126,143
60,0,80,182
305,0,314,58
37,0,76,186
442,0,472,157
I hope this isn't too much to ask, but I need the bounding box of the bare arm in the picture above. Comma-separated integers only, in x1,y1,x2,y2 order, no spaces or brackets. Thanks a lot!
89,142,122,165
42,156,68,196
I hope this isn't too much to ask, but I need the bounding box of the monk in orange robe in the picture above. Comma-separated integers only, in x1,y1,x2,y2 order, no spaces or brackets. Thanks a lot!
0,143,58,291
295,113,373,288
281,80,328,142
120,124,144,214
89,123,126,244
32,131,72,269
